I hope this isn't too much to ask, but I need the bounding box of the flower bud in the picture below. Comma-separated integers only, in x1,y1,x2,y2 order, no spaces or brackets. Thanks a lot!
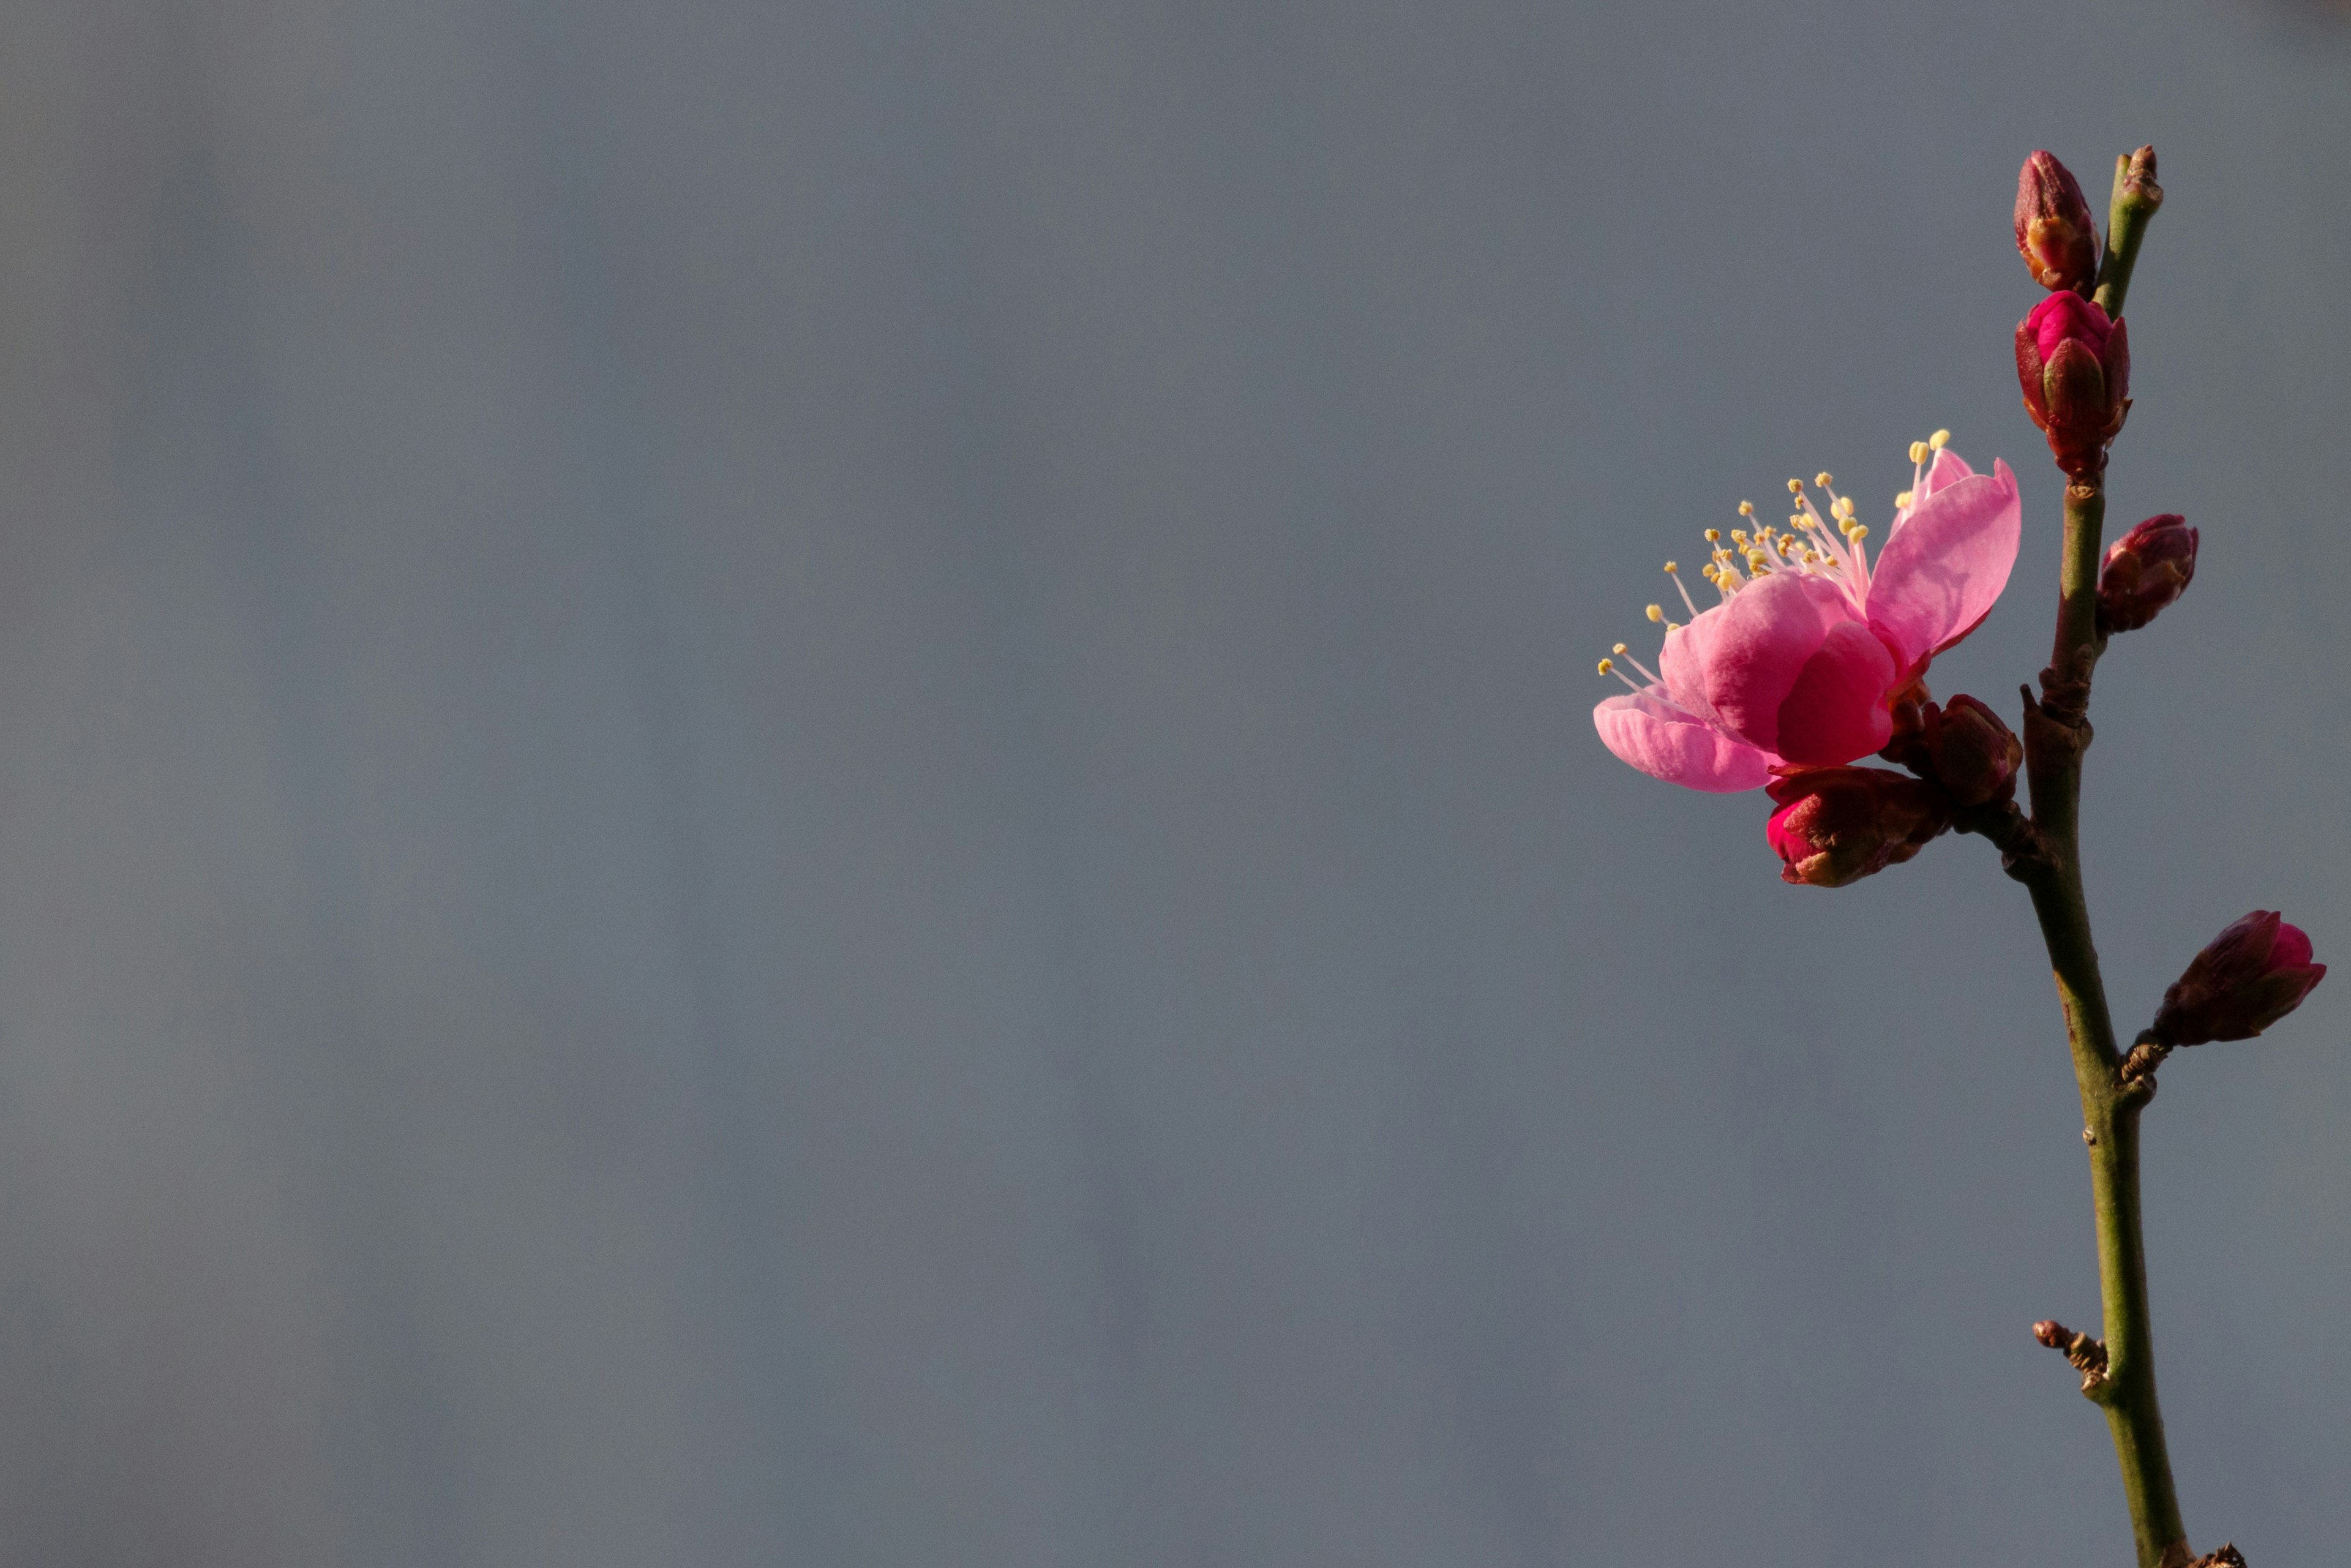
1920,694,2022,807
2014,151,2099,294
2151,910,2327,1047
1764,767,1951,888
2098,514,2197,632
1876,678,1932,771
2015,291,2131,477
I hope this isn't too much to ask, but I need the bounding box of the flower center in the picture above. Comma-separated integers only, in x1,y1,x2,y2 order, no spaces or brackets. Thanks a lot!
1596,430,1952,691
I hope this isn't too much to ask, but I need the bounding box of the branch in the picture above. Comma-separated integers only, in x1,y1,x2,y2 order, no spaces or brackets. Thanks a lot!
2015,471,2188,1568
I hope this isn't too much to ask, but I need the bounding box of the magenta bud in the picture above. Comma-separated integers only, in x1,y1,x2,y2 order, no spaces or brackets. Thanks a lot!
2015,151,2100,294
2098,514,2197,632
1920,694,2022,807
2015,291,2131,477
2152,910,2327,1047
1764,767,1952,888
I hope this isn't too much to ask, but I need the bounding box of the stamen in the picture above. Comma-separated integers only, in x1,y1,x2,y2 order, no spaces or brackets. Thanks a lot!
1908,440,1929,464
1599,657,1642,692
1665,562,1700,615
1815,471,1834,489
1646,604,1665,622
1703,528,1720,542
1736,501,1755,517
1614,645,1662,684
1895,490,1914,508
1929,429,1950,449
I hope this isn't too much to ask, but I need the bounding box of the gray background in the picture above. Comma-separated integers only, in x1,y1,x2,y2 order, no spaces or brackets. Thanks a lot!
0,0,2343,1562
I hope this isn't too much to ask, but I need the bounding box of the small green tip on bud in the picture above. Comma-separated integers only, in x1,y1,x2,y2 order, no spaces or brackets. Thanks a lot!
2114,144,2162,217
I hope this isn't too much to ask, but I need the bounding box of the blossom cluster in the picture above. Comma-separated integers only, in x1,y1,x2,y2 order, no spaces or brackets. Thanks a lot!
1591,434,2020,884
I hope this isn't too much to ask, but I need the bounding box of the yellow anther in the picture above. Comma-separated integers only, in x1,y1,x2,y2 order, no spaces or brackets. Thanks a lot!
1848,524,1869,540
1787,478,1804,494
1788,514,1807,530
1746,552,1768,569
1895,490,1914,508
1704,528,1721,542
1815,471,1833,489
1909,441,1929,464
1597,658,1614,675
1611,642,1628,655
1663,560,1679,572
1929,429,1950,449
1832,496,1854,519
1738,500,1755,516
1646,604,1665,622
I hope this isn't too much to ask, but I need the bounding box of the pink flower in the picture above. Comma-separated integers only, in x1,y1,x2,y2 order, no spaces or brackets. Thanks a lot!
1593,435,2022,790
2151,911,2327,1046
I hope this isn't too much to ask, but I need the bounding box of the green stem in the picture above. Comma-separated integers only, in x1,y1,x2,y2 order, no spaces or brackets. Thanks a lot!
2092,148,2163,320
2015,476,2188,1568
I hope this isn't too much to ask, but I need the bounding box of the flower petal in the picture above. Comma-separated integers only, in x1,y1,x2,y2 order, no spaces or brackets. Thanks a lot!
1866,457,2022,673
1592,689,1777,792
1771,621,1897,765
1660,571,1851,754
1891,447,1976,538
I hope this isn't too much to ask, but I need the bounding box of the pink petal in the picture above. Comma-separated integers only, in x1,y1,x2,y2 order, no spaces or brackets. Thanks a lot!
1771,621,1898,765
1866,457,2022,672
1916,446,1973,501
2273,922,2315,969
1659,572,1852,754
1891,447,1976,538
1592,689,1777,792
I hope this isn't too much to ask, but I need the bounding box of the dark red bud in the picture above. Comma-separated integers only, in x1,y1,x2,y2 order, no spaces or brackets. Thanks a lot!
2098,514,2198,632
2016,293,2131,477
2151,910,2327,1047
1764,767,1952,888
2015,151,2101,294
1877,678,1932,770
1920,694,2022,807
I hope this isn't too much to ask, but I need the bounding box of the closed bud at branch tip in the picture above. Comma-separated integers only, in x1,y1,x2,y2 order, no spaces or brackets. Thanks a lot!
2099,514,2197,632
2015,151,2100,294
2152,910,2327,1047
1764,767,1951,888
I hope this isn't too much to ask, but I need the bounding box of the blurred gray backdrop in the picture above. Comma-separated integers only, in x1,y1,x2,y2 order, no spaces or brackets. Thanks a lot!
0,1,2344,1562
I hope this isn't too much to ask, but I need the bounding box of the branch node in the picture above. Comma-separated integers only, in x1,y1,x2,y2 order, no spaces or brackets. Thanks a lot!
2032,1318,2109,1397
2189,1545,2248,1568
2120,1031,2172,1093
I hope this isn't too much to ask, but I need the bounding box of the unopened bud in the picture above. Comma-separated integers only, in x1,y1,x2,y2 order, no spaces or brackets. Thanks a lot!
1764,767,1951,888
2098,514,2197,632
2152,910,2327,1047
2015,291,2131,477
2015,151,2099,294
1876,678,1932,771
1920,694,2022,807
